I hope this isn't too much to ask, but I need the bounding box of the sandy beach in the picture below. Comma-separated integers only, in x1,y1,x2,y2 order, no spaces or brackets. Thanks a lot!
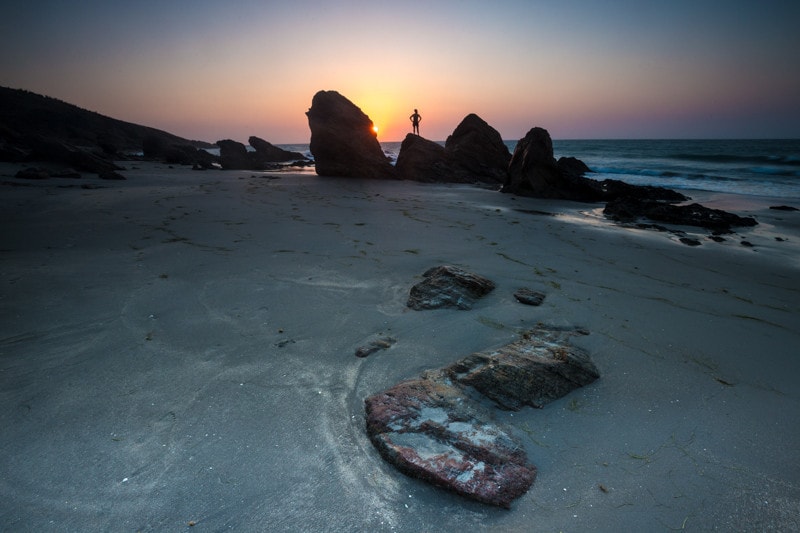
1,162,799,531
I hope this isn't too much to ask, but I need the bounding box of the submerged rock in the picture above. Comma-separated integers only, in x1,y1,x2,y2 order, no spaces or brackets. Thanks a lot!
407,265,496,310
365,325,599,507
306,90,396,179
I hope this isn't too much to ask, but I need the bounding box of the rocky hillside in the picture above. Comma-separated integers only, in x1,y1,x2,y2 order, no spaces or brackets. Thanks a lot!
0,86,212,166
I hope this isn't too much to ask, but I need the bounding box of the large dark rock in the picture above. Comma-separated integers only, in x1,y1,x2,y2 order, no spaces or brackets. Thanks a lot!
395,134,452,183
365,371,536,508
248,136,306,162
216,139,251,170
407,265,496,310
504,127,602,201
364,325,599,507
306,90,396,179
444,114,511,185
604,197,758,231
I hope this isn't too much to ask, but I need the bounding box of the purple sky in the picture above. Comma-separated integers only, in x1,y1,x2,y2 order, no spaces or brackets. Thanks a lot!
2,0,799,143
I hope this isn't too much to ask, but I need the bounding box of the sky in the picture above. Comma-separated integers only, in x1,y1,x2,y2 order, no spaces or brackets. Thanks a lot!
2,0,799,143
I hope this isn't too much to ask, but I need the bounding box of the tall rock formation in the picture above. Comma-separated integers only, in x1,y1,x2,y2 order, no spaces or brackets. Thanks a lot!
444,113,511,184
306,91,396,179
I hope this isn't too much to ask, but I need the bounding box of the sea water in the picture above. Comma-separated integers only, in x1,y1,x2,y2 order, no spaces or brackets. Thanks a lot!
276,139,800,200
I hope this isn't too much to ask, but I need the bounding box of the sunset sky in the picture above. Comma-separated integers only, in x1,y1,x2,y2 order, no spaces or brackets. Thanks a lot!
2,1,799,143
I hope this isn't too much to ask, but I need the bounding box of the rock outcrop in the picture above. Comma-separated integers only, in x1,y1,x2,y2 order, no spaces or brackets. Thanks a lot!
0,86,213,166
407,265,496,310
306,90,396,179
395,114,510,185
365,325,600,508
503,127,687,204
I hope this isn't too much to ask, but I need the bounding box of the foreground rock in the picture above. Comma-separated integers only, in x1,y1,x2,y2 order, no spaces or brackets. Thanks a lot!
604,197,758,232
365,371,536,508
365,325,600,507
306,90,396,179
407,265,496,310
395,114,510,185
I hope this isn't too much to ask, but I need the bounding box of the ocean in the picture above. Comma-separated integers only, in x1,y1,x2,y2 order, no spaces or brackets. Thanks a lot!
276,139,800,200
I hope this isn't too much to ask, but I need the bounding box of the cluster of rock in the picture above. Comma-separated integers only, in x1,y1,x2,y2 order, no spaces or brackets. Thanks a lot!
306,90,759,233
364,265,600,507
215,136,307,170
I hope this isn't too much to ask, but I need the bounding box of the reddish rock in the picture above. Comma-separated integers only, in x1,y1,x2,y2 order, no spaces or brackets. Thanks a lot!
365,325,599,507
365,371,536,508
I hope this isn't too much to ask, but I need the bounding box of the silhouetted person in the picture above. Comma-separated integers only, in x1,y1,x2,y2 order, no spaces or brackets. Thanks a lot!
410,109,421,135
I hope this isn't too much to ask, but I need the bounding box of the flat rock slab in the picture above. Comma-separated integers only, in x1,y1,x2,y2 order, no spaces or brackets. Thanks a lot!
445,327,599,410
407,265,496,310
365,371,536,508
365,325,599,507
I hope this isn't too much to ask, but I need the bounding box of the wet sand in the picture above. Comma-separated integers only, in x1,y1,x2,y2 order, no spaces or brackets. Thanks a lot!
1,162,799,531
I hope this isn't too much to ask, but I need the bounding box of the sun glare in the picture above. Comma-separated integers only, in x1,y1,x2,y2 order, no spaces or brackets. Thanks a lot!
373,125,379,134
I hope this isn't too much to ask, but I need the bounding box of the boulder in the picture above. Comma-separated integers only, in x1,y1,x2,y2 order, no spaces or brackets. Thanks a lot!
604,197,758,232
395,134,452,183
407,265,496,310
306,90,396,179
444,114,511,185
504,127,602,201
216,139,251,170
364,325,599,507
248,136,306,162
